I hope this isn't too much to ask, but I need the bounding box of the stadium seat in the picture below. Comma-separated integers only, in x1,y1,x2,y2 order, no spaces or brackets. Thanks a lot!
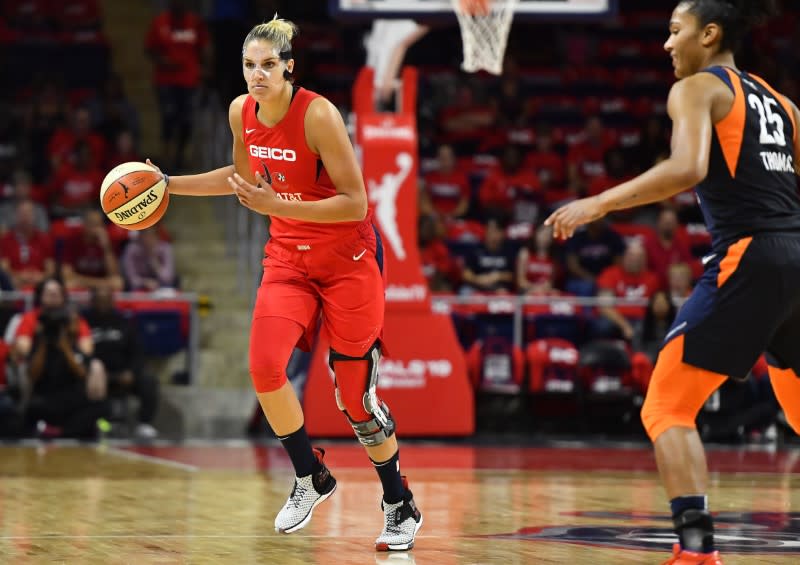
527,338,580,394
466,336,524,394
578,339,634,395
133,310,186,357
526,313,585,346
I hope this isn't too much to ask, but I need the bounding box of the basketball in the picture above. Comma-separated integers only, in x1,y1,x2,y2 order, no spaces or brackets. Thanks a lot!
100,161,169,230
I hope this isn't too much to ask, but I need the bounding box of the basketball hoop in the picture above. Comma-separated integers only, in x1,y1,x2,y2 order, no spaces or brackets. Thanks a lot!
452,0,517,75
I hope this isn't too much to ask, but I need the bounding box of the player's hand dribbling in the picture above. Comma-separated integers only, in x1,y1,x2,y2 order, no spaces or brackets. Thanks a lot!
228,172,278,216
145,159,169,188
544,195,608,240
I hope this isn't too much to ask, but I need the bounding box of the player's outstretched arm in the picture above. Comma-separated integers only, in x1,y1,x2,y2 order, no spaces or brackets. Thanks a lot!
546,74,716,239
228,97,367,222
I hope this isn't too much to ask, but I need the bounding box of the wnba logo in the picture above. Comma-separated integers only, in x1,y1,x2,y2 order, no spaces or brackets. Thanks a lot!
248,145,297,161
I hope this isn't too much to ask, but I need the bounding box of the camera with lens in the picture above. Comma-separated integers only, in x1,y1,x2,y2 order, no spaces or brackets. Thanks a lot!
38,307,71,341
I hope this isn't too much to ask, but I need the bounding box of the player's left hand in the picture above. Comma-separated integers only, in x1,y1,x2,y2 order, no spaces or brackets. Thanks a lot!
228,172,277,215
544,196,608,240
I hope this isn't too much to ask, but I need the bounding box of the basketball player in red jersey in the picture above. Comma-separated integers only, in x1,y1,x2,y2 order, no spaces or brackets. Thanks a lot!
146,16,422,551
546,1,800,564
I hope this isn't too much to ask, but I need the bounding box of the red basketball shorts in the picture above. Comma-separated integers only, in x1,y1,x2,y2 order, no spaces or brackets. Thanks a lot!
251,223,385,358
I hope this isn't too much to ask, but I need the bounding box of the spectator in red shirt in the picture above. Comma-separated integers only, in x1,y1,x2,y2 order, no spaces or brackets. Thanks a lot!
418,215,457,292
567,116,616,196
516,224,559,295
594,241,660,340
46,106,106,172
523,125,567,204
146,0,210,171
48,141,104,219
0,200,54,289
422,144,470,221
644,207,694,289
478,145,542,223
62,209,124,291
438,83,495,155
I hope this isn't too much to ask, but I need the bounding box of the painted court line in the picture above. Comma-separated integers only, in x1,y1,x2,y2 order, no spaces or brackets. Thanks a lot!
103,446,198,472
0,534,444,540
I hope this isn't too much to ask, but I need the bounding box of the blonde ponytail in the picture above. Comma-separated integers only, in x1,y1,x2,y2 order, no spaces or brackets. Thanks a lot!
242,14,298,57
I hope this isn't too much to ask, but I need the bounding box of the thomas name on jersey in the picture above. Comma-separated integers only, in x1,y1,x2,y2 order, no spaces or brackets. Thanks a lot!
759,151,794,173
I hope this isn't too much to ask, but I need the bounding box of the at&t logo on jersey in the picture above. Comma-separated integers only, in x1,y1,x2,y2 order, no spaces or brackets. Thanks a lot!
248,145,297,161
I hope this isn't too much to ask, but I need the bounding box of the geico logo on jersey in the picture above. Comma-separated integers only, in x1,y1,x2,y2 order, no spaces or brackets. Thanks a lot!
248,145,297,161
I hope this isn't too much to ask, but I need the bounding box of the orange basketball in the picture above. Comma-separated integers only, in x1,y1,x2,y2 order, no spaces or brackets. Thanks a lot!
100,162,169,231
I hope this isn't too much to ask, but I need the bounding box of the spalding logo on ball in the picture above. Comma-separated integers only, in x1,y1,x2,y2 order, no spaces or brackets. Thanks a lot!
100,161,169,230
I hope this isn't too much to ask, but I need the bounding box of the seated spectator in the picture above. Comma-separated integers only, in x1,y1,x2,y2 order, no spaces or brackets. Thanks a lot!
516,224,559,295
422,144,470,221
0,200,55,289
121,227,177,292
478,145,541,223
418,215,458,293
89,74,141,146
14,278,108,439
105,130,141,170
48,141,105,219
84,287,160,439
0,171,49,234
594,241,660,340
668,262,694,306
564,219,625,296
644,207,694,288
628,116,670,173
62,209,124,291
566,116,616,196
438,83,495,155
634,290,677,363
587,147,633,197
523,124,567,204
47,106,106,172
461,217,515,294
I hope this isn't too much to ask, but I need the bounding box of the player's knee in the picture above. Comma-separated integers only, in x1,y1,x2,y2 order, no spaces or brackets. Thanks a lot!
640,393,697,443
249,351,287,393
330,343,396,446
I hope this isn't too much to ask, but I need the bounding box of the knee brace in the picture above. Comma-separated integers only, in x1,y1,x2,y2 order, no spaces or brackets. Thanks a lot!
329,343,396,447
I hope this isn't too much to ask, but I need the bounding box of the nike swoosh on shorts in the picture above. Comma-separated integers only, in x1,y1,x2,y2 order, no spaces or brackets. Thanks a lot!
353,249,367,261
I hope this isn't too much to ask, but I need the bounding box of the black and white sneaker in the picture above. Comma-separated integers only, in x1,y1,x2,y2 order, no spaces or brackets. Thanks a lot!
375,476,423,551
274,448,337,534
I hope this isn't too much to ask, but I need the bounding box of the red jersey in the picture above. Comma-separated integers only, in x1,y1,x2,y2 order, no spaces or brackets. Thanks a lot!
424,169,470,216
596,265,660,319
145,10,208,87
523,253,555,287
0,230,53,272
241,88,371,247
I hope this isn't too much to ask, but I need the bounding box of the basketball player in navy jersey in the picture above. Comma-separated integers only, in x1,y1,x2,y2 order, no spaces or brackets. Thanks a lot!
146,17,422,551
546,1,799,563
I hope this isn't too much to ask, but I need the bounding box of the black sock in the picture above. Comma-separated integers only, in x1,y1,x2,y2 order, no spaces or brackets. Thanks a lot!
670,495,714,553
372,450,405,504
278,425,319,478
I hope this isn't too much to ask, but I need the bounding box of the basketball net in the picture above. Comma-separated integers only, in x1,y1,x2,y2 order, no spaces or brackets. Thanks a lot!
452,0,517,75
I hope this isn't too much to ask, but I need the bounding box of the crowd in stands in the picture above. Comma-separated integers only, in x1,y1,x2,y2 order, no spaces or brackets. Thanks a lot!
1,0,797,440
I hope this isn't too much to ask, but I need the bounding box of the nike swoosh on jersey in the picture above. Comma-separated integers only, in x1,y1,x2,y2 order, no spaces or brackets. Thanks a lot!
353,249,367,261
245,128,256,134
701,253,717,266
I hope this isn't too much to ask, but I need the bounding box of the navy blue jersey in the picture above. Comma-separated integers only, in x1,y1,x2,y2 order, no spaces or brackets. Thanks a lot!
696,66,799,250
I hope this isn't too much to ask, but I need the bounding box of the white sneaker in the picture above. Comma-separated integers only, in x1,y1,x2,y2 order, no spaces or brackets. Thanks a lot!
375,476,423,551
135,423,158,439
275,448,337,534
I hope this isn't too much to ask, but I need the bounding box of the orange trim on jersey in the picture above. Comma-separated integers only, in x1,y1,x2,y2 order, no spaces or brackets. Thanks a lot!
749,73,798,144
640,335,727,442
716,236,752,288
715,68,746,178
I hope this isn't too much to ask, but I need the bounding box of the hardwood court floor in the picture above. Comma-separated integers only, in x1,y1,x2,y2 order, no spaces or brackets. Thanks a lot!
1,442,800,564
